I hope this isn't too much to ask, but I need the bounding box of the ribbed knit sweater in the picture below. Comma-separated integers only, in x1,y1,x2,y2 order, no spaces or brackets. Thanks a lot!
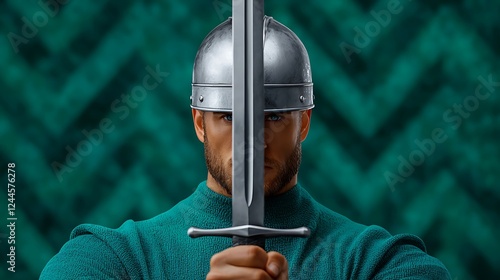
40,181,451,279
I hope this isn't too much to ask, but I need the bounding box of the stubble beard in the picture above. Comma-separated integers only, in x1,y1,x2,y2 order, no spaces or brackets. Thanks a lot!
204,130,302,197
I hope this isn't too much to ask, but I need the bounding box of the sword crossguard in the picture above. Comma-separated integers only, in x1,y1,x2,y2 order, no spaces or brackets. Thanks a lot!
187,225,310,239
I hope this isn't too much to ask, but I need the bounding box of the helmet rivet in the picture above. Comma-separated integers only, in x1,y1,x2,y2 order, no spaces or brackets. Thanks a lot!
190,96,193,101
299,95,305,103
199,95,204,102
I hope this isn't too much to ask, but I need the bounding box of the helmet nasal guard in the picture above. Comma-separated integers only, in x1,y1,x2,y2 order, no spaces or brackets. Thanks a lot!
191,16,314,112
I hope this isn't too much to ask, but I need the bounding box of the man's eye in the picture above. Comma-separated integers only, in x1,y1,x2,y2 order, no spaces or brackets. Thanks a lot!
224,114,281,122
266,114,282,121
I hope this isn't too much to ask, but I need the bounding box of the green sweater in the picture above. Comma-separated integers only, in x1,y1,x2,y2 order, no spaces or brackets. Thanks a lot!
41,182,451,279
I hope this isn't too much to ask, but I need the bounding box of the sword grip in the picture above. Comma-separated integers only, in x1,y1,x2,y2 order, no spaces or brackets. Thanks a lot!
232,236,265,249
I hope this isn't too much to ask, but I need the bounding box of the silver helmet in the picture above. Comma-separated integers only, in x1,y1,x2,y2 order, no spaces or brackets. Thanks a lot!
191,16,314,112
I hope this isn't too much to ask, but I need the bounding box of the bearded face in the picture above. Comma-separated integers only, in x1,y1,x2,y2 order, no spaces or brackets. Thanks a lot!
202,112,305,197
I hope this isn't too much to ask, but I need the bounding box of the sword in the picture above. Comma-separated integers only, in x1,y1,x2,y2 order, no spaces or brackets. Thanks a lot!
188,0,309,249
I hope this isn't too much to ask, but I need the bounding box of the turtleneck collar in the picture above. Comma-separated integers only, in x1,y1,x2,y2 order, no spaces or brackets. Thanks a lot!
186,181,318,232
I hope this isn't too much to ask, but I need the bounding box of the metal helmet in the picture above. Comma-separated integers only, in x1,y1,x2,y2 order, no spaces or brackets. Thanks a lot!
191,16,314,112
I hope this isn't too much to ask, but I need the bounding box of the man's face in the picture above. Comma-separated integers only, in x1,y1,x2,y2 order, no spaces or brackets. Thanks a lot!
193,109,312,197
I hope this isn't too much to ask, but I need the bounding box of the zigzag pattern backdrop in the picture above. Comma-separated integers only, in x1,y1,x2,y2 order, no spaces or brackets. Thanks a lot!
0,0,499,279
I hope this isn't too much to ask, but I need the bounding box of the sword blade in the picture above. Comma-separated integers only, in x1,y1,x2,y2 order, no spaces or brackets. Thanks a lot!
232,0,265,240
188,0,309,246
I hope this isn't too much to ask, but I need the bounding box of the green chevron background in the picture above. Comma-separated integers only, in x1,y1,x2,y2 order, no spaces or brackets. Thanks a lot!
1,0,499,279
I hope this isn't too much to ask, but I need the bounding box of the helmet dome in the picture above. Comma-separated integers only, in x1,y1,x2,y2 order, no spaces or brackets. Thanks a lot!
191,16,314,112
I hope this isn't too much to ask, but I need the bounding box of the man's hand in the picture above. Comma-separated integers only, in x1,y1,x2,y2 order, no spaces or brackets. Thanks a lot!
207,245,288,280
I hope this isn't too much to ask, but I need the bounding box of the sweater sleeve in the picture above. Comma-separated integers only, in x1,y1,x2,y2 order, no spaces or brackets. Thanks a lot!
346,226,451,280
39,233,129,279
372,242,451,280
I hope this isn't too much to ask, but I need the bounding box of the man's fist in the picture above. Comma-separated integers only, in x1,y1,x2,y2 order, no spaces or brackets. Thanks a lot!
207,245,288,280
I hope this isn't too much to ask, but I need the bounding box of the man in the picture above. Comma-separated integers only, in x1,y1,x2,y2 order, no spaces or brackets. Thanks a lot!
41,17,451,279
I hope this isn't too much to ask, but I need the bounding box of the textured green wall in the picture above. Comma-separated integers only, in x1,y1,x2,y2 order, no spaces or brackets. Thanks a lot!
1,0,499,279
